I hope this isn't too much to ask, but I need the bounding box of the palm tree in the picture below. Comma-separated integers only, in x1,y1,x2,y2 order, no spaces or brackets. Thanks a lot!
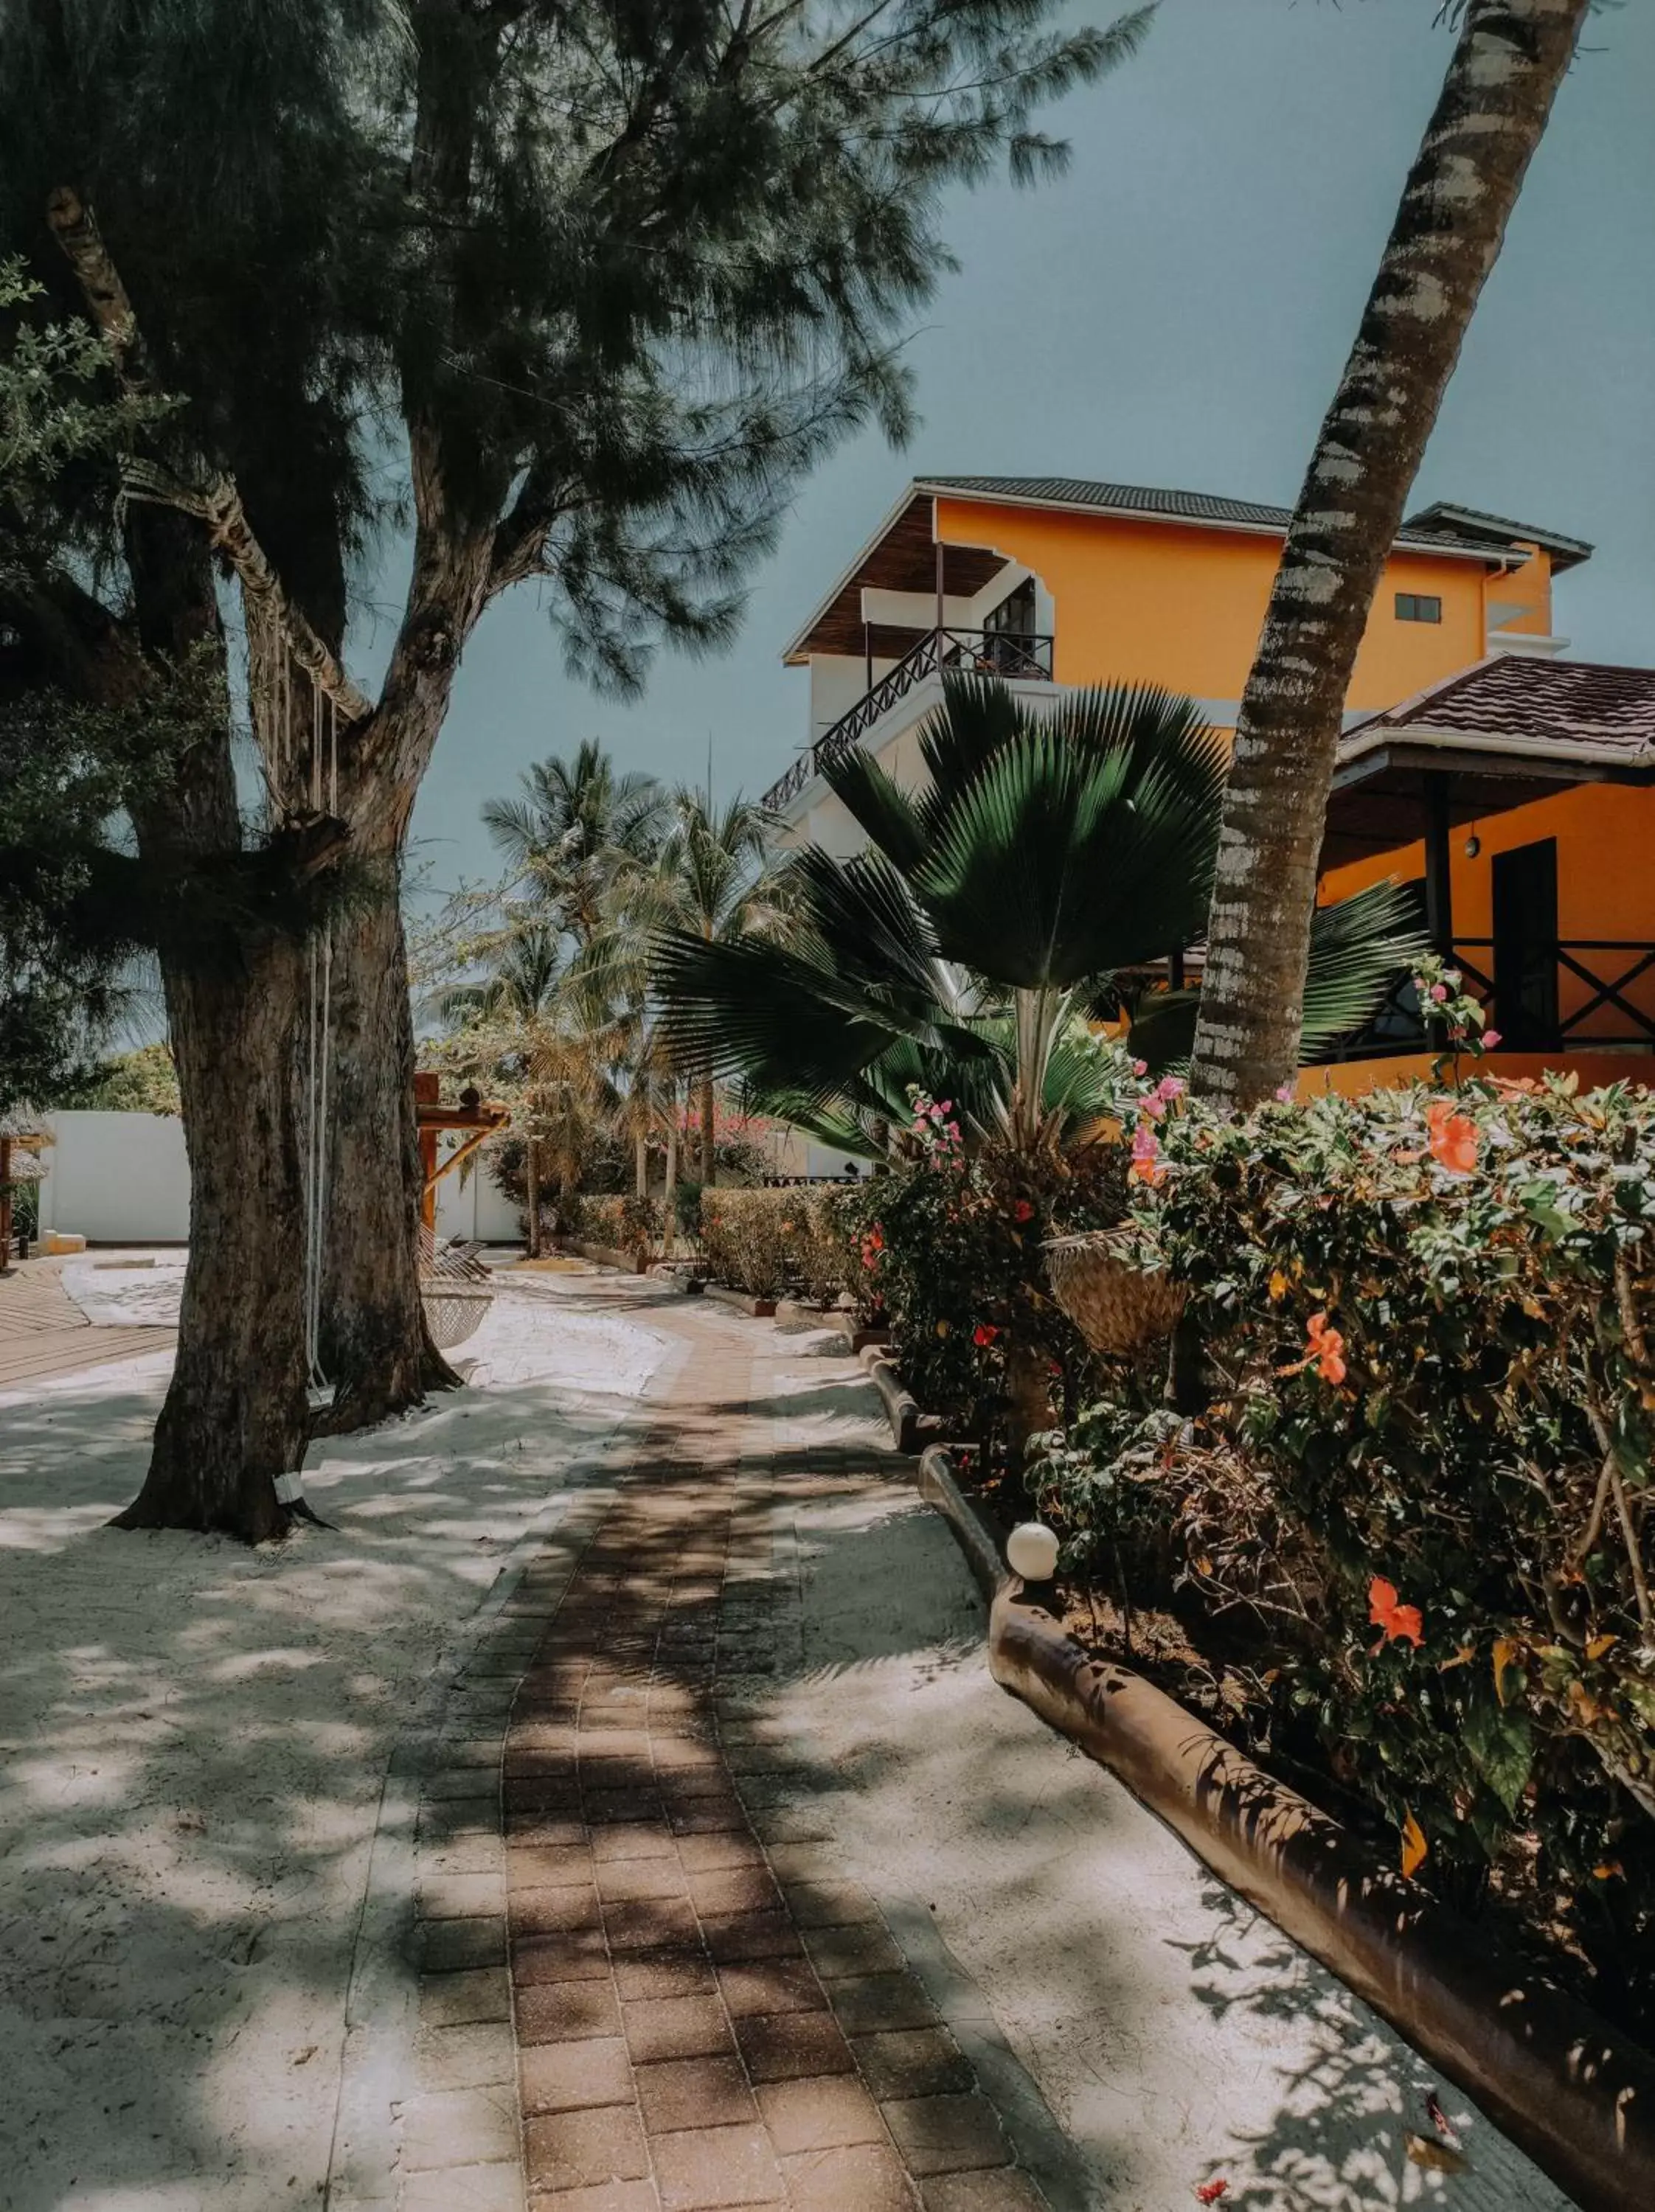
1190,0,1590,1106
482,742,669,944
622,789,791,1185
653,677,1422,1161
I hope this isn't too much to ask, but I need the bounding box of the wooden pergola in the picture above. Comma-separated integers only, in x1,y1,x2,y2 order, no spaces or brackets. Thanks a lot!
414,1071,510,1231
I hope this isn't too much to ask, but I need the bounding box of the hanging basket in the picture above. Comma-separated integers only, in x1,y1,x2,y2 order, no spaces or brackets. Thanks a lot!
1044,1230,1187,1358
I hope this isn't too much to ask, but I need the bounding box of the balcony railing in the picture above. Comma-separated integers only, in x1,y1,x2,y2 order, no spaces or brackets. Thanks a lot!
763,627,1054,813
1324,939,1655,1061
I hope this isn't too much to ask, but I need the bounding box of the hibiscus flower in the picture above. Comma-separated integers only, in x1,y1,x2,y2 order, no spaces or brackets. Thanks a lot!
1129,1121,1165,1188
1305,1310,1346,1383
1426,1099,1478,1175
1368,1575,1424,1649
973,1322,1000,1347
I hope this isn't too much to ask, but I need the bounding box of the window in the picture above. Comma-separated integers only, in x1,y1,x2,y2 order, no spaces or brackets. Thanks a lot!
1395,591,1443,624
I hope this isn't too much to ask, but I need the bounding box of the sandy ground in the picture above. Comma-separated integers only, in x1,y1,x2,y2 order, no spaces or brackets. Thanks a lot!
0,1268,670,2212
747,1328,1577,2212
60,1255,190,1329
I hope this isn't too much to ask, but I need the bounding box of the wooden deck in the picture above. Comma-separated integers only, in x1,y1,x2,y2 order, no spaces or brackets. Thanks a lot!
0,1259,175,1391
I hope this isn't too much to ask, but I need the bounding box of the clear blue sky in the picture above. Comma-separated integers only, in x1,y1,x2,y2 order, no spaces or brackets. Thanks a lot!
400,0,1655,900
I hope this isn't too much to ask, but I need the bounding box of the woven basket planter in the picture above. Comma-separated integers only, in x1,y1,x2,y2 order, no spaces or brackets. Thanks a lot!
1043,1230,1187,1357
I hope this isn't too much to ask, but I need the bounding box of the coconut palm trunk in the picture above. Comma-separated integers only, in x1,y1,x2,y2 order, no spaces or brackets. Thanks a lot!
1189,0,1589,1108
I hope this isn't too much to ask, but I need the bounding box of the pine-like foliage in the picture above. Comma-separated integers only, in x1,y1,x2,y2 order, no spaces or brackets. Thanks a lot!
0,0,1153,683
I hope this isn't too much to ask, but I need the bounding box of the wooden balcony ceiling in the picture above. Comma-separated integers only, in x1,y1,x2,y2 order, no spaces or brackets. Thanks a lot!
787,492,1006,660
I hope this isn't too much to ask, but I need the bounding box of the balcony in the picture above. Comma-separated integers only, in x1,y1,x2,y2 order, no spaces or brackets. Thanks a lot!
1323,939,1655,1062
764,626,1054,813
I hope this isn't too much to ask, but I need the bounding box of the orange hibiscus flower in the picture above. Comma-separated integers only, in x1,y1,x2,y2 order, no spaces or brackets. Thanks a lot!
1368,1575,1424,1649
1426,1099,1478,1175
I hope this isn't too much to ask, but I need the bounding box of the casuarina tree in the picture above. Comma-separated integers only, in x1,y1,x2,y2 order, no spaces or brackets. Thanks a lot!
2,0,1152,1495
1188,0,1591,1108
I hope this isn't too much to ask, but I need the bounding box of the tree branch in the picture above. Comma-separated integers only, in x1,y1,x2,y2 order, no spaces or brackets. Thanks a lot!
45,188,375,729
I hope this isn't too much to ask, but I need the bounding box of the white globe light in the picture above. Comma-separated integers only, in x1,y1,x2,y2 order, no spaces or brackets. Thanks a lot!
1006,1520,1060,1582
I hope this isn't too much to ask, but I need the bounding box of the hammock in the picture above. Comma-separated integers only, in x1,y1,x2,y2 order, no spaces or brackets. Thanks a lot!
418,1224,495,1352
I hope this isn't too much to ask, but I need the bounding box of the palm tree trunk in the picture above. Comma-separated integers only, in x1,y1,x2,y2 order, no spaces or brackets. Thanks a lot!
1189,0,1589,1108
525,1135,542,1257
664,1115,679,1257
635,1127,648,1199
700,1076,717,1186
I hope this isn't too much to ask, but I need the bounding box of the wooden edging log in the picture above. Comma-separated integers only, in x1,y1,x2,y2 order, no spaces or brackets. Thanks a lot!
858,1344,920,1453
701,1283,777,1319
916,1442,1655,2212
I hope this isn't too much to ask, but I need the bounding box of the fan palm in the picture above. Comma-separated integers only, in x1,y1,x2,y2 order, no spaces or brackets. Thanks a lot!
654,676,1424,1161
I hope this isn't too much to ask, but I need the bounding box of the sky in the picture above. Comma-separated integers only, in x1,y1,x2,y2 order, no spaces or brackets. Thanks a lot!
395,0,1655,903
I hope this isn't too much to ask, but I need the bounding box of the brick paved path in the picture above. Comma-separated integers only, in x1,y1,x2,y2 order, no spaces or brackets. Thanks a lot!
406,1295,1043,2212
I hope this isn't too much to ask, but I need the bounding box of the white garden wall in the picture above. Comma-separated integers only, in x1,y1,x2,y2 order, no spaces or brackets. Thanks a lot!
35,1111,192,1243
35,1111,525,1248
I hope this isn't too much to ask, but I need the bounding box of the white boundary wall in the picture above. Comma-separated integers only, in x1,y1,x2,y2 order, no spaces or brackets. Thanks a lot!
36,1111,524,1247
35,1111,192,1243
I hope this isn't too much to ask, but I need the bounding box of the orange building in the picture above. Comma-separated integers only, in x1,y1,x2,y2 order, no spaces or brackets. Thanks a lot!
766,476,1655,1086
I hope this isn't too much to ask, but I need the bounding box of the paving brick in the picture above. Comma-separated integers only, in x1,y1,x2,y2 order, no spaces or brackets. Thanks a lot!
526,2103,650,2195
732,2009,855,2085
584,1789,667,1826
507,1815,591,1851
667,1798,749,1835
634,2053,758,2133
517,1978,624,2045
519,2035,635,2114
852,2028,974,2101
781,1880,880,1929
622,1993,736,2063
426,1768,502,1804
700,1913,802,1965
513,1930,612,1985
589,1822,679,1863
508,1845,594,1890
603,1896,701,1952
673,1831,764,1874
779,2142,914,2211
883,2093,1009,2176
420,1968,512,2027
826,1972,939,2036
754,2074,886,2154
801,1923,908,1980
715,1956,826,2019
920,2171,1049,2212
595,1856,690,1903
403,2082,519,2170
611,1948,719,2002
684,1865,783,1919
417,2020,518,2092
650,2121,785,2211
512,1884,603,1937
421,1915,508,1972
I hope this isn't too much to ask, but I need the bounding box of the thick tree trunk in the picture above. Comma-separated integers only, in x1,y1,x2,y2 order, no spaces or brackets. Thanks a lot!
119,939,311,1537
1189,0,1589,1108
635,1128,648,1199
316,851,459,1431
700,1077,716,1186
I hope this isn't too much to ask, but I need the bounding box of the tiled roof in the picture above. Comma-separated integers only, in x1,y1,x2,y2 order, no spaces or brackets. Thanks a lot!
1351,655,1655,759
916,476,1575,565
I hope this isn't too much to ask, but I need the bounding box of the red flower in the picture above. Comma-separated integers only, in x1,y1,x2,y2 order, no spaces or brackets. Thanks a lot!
973,1323,1000,1347
1013,1199,1035,1223
1195,2185,1229,2205
1305,1310,1346,1384
1368,1575,1424,1649
1426,1099,1478,1175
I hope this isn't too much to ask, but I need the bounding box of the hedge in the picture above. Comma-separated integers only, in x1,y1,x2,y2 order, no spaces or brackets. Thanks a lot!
698,1186,859,1302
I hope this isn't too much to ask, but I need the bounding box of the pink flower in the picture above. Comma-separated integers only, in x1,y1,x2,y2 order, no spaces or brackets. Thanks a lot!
1482,1028,1502,1050
945,1122,960,1142
1139,1092,1167,1121
938,1101,952,1114
1131,1058,1148,1078
1429,983,1449,1004
929,1102,945,1123
1155,1075,1186,1103
1129,1121,1165,1187
1274,1082,1295,1103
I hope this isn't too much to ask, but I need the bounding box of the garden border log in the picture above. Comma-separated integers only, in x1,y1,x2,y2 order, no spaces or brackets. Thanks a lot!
860,1345,920,1451
917,1444,1655,2212
701,1283,777,1318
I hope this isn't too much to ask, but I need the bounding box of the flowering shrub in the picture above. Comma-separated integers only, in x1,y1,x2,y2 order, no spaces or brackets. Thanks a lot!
570,1192,664,1256
1039,1074,1655,2024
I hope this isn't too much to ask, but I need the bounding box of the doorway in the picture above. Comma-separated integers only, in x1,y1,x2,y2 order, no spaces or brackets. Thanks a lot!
1492,838,1558,1048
